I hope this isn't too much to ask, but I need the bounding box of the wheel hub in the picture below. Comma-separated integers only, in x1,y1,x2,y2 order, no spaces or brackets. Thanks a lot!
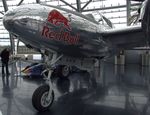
62,66,69,77
41,92,52,107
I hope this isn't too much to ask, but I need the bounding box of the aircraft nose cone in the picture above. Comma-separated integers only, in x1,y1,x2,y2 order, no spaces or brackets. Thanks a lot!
3,10,15,31
3,19,14,31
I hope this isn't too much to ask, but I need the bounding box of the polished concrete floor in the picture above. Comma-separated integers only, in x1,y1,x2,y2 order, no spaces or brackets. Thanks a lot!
0,61,150,115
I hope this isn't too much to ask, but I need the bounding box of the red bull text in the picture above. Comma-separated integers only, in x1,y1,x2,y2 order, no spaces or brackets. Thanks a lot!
42,26,79,45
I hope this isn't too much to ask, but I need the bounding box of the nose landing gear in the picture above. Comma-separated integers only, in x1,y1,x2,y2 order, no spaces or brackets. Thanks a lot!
32,85,54,111
32,53,63,111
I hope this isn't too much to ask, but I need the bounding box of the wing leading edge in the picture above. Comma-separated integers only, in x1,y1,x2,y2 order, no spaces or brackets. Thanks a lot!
101,25,146,49
101,0,150,50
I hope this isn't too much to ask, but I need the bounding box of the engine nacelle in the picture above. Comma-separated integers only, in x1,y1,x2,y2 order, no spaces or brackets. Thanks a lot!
141,0,150,44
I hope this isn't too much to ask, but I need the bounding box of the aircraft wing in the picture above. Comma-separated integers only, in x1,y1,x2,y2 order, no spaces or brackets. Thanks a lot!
101,25,146,49
102,0,150,50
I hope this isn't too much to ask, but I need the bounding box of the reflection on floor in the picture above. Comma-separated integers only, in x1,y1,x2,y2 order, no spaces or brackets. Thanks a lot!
0,61,150,115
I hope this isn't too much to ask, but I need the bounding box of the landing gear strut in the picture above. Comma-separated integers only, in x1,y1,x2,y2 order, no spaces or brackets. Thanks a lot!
32,53,63,111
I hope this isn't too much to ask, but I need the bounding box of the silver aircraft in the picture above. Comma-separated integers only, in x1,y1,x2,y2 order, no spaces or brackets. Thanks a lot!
3,0,150,112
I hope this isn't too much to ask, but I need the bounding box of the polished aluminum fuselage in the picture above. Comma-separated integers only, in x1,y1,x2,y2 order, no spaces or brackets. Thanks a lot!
3,4,112,58
3,3,149,59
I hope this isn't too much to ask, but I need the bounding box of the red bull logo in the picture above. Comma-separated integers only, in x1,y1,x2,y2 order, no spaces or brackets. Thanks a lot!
41,9,80,45
47,9,71,31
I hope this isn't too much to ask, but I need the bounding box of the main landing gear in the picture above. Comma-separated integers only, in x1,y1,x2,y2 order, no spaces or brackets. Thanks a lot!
32,53,63,111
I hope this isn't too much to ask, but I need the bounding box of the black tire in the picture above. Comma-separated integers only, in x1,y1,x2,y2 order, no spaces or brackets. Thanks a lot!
32,85,54,111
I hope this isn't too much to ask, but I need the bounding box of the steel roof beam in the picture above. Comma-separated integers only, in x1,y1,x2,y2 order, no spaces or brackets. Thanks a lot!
17,0,24,6
76,0,81,12
59,0,77,11
81,0,92,11
2,0,8,12
127,0,131,26
82,3,141,12
36,0,40,3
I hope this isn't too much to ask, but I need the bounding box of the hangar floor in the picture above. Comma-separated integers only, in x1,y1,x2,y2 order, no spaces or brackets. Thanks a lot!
0,61,150,115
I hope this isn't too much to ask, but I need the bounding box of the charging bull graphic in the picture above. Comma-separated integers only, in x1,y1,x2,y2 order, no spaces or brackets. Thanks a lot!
41,9,80,45
47,9,71,31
